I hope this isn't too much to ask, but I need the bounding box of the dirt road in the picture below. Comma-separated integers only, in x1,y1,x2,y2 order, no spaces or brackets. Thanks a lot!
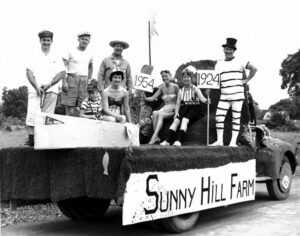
2,176,299,236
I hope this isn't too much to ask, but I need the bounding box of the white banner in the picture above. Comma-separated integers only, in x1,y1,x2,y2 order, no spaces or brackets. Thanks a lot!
197,70,220,89
134,72,155,92
123,160,255,225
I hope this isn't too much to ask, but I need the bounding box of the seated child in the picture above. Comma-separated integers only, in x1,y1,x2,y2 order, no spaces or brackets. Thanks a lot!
80,79,103,120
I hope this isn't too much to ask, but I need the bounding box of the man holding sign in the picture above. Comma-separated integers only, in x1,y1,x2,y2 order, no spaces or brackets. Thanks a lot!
210,38,257,147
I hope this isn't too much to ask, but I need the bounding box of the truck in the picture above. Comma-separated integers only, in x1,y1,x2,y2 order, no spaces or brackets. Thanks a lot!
0,63,297,232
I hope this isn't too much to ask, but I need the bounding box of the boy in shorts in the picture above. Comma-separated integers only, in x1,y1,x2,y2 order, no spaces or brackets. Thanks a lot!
80,79,103,120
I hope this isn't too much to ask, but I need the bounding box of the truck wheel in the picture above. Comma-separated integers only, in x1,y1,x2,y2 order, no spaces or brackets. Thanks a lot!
159,212,200,233
266,156,293,200
57,197,110,220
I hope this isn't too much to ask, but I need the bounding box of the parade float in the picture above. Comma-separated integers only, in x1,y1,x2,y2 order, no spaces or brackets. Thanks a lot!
0,62,297,233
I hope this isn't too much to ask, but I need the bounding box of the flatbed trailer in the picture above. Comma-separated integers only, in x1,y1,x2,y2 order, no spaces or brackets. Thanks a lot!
0,127,297,233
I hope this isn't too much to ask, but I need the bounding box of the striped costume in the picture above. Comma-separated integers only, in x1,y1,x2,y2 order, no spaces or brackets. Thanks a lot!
214,57,248,146
80,95,103,119
177,85,204,123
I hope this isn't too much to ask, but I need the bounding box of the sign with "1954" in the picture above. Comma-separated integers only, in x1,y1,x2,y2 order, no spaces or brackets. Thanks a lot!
134,73,155,92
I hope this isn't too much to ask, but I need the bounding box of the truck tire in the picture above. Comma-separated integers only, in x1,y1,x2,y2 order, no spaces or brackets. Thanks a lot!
266,156,293,200
57,197,110,221
159,212,200,233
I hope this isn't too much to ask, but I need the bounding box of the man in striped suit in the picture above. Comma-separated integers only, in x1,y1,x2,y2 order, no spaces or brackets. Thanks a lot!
210,38,257,147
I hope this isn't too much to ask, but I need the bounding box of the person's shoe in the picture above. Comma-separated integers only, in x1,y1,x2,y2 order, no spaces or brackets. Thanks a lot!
24,135,34,147
229,142,238,147
173,141,182,146
209,140,223,146
148,137,160,145
160,140,170,146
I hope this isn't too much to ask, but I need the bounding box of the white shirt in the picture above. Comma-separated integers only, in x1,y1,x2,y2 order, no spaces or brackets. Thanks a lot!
64,47,93,76
27,49,65,93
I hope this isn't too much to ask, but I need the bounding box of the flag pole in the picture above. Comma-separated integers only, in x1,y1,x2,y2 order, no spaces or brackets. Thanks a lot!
148,20,152,66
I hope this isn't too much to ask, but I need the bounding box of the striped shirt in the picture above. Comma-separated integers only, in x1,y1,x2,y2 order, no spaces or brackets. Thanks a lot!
80,95,102,115
180,85,200,105
216,58,248,101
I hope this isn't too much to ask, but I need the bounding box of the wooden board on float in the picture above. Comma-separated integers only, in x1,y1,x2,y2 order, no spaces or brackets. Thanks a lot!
34,112,140,150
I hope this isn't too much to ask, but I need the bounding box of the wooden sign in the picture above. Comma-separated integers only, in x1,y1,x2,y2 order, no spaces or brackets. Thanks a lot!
122,160,255,225
197,70,220,89
134,72,155,92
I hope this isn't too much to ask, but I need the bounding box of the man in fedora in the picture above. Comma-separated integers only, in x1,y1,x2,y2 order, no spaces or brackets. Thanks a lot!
61,31,93,116
97,40,133,93
25,30,66,146
210,37,257,147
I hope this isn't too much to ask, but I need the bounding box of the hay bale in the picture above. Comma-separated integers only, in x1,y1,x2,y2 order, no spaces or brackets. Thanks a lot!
157,60,251,146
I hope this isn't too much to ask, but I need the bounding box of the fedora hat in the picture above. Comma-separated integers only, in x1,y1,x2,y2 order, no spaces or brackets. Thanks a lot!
222,38,237,50
109,40,129,49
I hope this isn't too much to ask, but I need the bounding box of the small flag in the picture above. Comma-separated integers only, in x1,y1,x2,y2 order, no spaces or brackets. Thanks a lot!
149,11,159,36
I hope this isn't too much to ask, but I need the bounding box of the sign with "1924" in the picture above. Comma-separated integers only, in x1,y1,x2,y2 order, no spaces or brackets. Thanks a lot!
197,70,220,89
134,73,155,92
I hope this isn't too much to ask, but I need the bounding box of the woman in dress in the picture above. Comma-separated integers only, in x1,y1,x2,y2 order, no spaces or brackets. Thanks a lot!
160,69,208,146
144,70,179,144
102,70,131,123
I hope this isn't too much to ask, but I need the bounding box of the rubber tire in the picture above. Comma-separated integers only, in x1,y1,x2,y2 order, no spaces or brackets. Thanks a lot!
266,156,293,200
159,212,200,233
57,197,111,221
147,220,165,232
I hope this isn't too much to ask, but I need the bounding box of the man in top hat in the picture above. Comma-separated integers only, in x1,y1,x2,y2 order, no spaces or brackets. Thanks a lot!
61,31,94,116
210,37,257,147
97,40,133,93
25,30,66,146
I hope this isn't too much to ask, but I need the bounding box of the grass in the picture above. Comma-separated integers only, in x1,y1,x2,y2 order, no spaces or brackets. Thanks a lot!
0,129,27,149
271,130,300,148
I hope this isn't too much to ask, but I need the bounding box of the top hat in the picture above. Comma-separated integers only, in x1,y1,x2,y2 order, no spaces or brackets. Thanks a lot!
109,40,129,49
222,38,237,50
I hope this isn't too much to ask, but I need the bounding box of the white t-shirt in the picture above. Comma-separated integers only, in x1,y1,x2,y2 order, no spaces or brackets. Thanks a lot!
64,47,93,76
26,49,65,93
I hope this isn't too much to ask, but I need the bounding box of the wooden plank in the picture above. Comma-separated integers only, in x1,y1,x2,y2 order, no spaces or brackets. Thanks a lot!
34,113,139,150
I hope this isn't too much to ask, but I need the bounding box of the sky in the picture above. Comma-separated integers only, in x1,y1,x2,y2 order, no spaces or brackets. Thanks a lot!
1,0,300,109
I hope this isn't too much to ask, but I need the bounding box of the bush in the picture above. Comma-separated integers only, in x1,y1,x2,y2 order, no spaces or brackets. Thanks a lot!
1,86,28,119
264,111,299,132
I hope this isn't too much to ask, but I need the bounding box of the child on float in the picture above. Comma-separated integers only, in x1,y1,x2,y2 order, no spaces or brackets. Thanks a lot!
80,79,103,120
160,69,209,146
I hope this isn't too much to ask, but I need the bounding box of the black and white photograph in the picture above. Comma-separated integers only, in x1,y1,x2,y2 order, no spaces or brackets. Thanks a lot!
0,0,299,235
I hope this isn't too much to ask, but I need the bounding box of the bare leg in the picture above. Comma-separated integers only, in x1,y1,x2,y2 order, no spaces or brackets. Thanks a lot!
65,106,74,116
152,110,159,131
102,115,117,122
149,111,173,144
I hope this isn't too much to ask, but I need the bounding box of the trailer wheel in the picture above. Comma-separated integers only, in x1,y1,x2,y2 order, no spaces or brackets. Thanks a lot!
266,156,293,200
57,197,110,220
159,212,200,233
